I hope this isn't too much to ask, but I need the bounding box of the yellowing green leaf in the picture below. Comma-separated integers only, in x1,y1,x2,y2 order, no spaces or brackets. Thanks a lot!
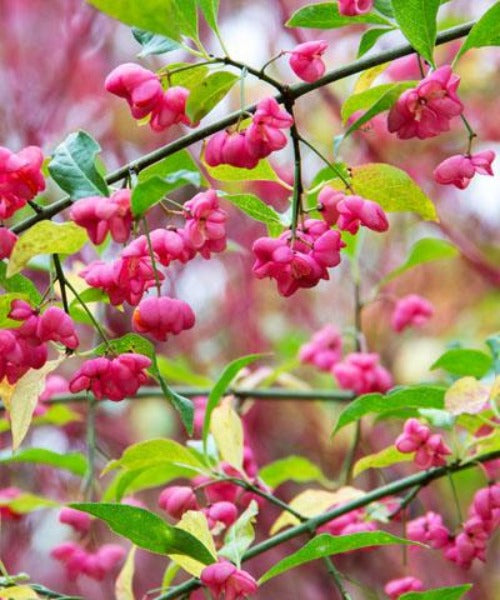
115,546,136,600
444,377,490,416
353,446,412,478
353,62,390,93
168,511,217,576
0,492,59,514
203,156,279,182
0,585,40,599
7,222,88,277
210,401,244,470
270,487,364,534
8,355,65,449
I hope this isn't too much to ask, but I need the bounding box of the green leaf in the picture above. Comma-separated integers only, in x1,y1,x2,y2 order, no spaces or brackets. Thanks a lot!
48,130,109,199
0,448,88,476
7,222,88,277
455,2,500,61
171,0,198,41
33,405,81,427
220,500,259,567
328,163,437,221
374,0,394,18
132,172,199,218
431,349,493,379
156,356,213,387
342,82,416,124
115,546,136,600
353,446,412,478
197,0,220,31
332,385,445,434
286,3,391,28
418,408,455,429
223,194,282,226
71,502,216,562
391,0,441,66
138,149,201,183
169,511,217,576
132,28,181,57
204,158,280,182
380,237,458,285
103,438,205,475
157,374,195,435
400,585,473,600
0,262,42,304
343,83,415,136
186,71,239,123
0,492,58,513
357,27,394,57
259,532,416,584
202,354,265,449
87,0,184,42
259,456,327,488
168,63,211,91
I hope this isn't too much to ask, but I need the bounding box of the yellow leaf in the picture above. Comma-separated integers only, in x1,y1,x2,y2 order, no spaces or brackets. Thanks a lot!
210,401,244,470
7,221,88,277
0,585,40,599
168,511,217,577
445,376,490,416
9,355,65,449
270,487,365,535
490,376,500,405
354,62,389,93
115,546,136,600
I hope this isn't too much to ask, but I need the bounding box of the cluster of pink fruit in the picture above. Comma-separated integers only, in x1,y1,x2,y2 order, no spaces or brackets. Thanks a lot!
52,507,125,581
395,418,452,470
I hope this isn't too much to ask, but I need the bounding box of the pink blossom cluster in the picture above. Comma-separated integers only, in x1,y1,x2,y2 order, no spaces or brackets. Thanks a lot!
252,219,345,297
318,506,377,536
69,189,133,245
338,0,374,16
68,353,151,401
332,352,393,395
0,300,79,385
407,511,451,549
199,560,258,600
105,63,193,132
81,190,226,306
391,294,434,333
0,145,45,219
205,98,293,169
51,541,125,581
299,324,343,372
433,150,495,189
445,483,500,568
289,41,328,83
384,576,424,599
395,418,452,469
388,66,464,139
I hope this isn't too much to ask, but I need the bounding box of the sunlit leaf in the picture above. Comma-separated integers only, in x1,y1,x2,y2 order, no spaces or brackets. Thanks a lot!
0,448,88,476
432,349,493,379
455,3,500,61
259,455,328,488
400,585,473,600
186,71,239,123
211,401,244,470
286,2,391,28
168,511,217,576
391,0,440,66
444,377,490,416
353,446,412,477
220,500,259,567
115,546,136,600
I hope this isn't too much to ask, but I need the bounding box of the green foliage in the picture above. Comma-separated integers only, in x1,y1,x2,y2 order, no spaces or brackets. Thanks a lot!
87,0,197,42
353,446,412,477
197,0,220,31
357,28,394,57
0,293,30,328
380,237,458,285
156,356,214,387
391,0,441,66
7,222,88,277
341,82,416,128
202,354,265,450
0,448,88,476
400,585,473,600
259,532,416,583
456,3,500,61
333,385,446,434
431,348,493,379
220,500,258,566
374,0,394,18
168,63,211,90
0,262,42,304
328,163,437,220
223,194,284,229
132,28,181,56
48,130,109,199
186,71,239,123
286,2,391,29
0,492,58,513
259,455,328,488
71,502,216,562
103,438,206,475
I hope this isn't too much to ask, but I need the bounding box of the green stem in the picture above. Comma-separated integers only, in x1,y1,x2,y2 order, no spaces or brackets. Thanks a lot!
460,114,477,154
82,396,97,501
143,218,163,296
298,134,353,191
52,254,70,314
322,556,352,600
447,471,464,525
156,450,500,600
62,277,112,350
